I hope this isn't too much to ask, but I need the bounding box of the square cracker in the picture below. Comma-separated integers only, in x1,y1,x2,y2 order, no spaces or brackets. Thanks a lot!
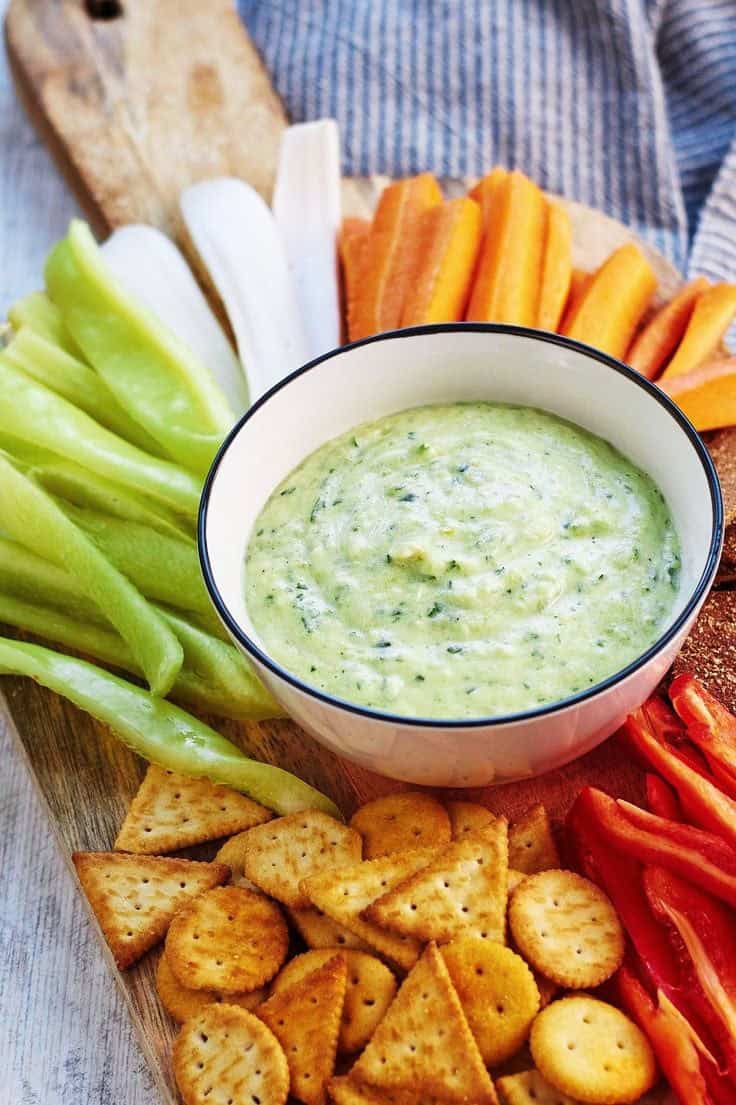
508,805,560,875
365,819,508,944
72,851,229,970
350,942,496,1104
115,765,272,854
301,849,437,970
244,810,362,909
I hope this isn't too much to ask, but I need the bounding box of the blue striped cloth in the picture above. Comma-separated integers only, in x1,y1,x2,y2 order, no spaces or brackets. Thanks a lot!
240,0,735,289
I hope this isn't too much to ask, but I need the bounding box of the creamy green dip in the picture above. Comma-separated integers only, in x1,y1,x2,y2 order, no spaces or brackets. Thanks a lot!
245,403,680,720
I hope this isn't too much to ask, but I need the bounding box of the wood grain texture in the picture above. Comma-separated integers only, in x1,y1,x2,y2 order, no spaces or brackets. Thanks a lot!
5,0,287,238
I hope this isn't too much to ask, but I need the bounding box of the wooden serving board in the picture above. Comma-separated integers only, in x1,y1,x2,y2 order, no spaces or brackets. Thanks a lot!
1,2,693,1102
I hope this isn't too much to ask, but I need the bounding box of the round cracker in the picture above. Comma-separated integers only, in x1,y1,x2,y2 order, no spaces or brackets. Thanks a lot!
166,886,288,993
350,792,451,859
156,954,265,1023
530,995,657,1104
509,870,624,989
441,935,540,1066
271,948,397,1053
173,1003,289,1105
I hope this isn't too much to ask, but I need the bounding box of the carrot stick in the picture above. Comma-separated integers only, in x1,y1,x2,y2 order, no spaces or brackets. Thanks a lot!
660,357,736,431
338,218,370,343
400,198,483,326
536,201,572,332
469,166,508,228
558,269,592,333
563,243,657,359
659,283,736,380
466,170,547,326
626,276,709,380
351,174,443,340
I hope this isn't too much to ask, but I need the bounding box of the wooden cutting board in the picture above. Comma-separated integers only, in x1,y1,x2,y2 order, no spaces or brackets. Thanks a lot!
2,2,689,1102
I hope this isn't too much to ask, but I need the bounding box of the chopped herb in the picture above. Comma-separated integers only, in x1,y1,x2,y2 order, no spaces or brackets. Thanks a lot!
310,497,326,522
310,665,317,672
447,559,460,571
447,645,463,654
351,436,359,447
457,463,469,473
415,674,425,682
375,640,392,648
386,553,393,564
427,601,443,618
280,486,296,496
399,493,417,502
256,528,265,536
295,581,307,591
407,431,417,440
331,498,343,506
494,566,505,575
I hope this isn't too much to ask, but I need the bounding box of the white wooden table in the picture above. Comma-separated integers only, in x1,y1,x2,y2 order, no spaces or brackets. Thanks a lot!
0,7,158,1100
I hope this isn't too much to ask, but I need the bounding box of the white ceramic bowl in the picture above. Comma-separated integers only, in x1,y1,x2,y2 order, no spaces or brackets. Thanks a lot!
199,325,722,787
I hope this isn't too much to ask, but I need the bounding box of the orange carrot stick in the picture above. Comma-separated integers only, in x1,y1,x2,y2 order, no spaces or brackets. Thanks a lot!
626,276,709,380
466,170,547,327
559,269,592,333
400,198,482,326
536,201,572,332
659,283,736,380
563,243,657,359
469,166,508,228
351,174,443,340
338,218,370,343
660,357,736,431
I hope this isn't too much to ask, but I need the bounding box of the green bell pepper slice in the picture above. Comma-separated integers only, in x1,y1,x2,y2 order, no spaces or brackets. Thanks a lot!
62,505,214,621
34,459,193,541
0,536,104,623
0,357,201,517
45,222,232,475
3,328,162,454
0,455,182,696
7,290,80,356
0,637,338,817
0,592,283,721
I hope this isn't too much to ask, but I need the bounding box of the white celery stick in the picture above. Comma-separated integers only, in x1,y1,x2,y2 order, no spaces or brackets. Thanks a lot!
273,119,342,359
180,178,309,404
102,225,249,415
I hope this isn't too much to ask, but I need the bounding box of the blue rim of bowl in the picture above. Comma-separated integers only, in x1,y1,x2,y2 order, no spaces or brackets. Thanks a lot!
199,322,724,729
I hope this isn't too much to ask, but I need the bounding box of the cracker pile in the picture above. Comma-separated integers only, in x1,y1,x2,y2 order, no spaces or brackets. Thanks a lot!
73,771,658,1105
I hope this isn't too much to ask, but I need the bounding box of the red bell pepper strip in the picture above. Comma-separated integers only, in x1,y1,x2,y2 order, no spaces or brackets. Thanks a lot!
573,787,736,909
624,708,736,849
617,964,728,1105
644,693,688,742
567,795,681,994
646,773,683,820
644,866,736,1075
670,673,736,798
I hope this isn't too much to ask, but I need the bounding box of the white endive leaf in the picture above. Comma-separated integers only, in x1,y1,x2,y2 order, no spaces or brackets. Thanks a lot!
273,119,342,359
102,225,249,415
180,179,309,405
